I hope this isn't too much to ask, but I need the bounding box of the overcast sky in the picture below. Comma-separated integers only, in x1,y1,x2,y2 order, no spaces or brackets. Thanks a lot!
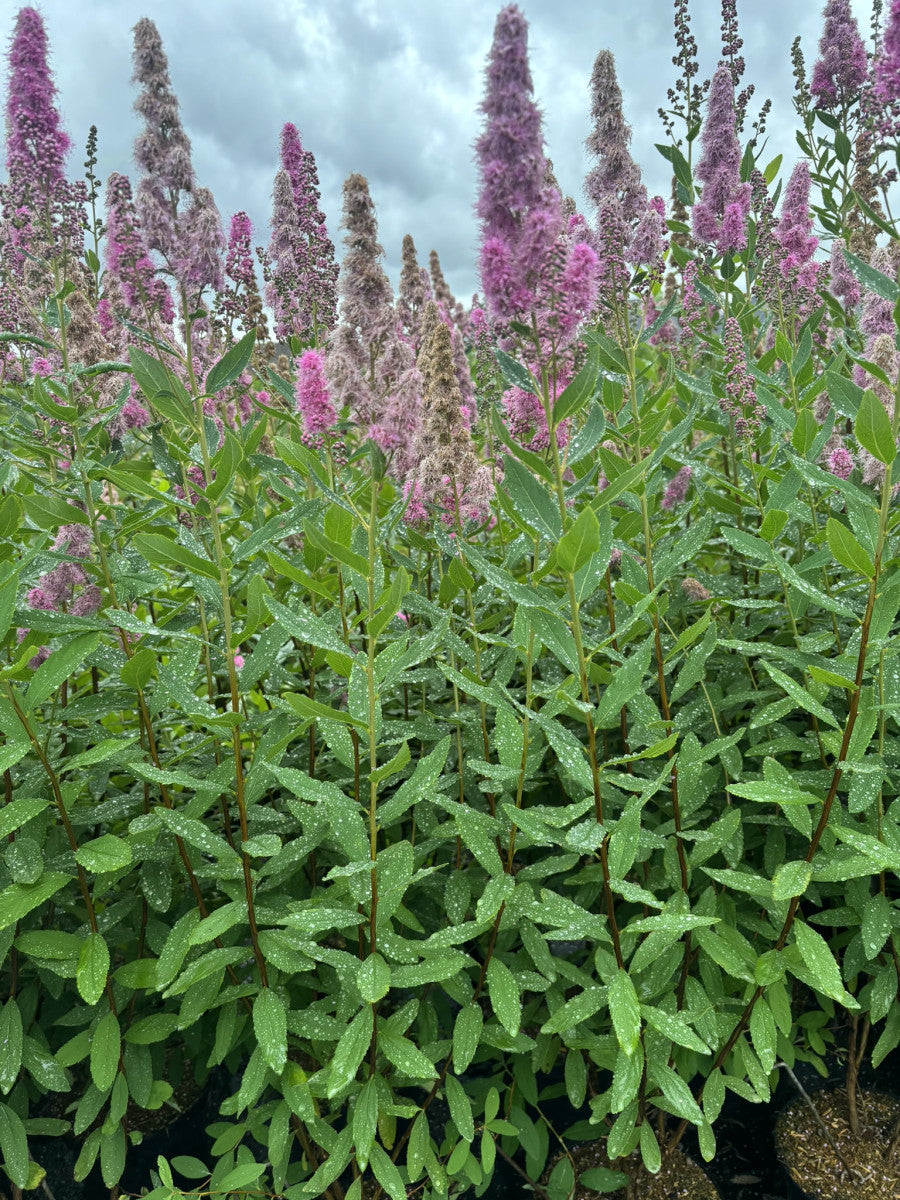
0,1,878,302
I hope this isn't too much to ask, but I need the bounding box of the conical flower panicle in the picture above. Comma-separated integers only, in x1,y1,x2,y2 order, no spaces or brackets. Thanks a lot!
692,66,751,254
295,349,336,446
326,173,421,468
104,171,174,327
584,49,646,225
1,7,86,286
475,6,598,357
130,18,224,307
220,211,264,338
774,160,821,315
475,5,547,244
810,0,868,109
411,301,494,525
396,234,429,352
874,0,900,138
131,17,194,260
429,249,467,334
275,123,338,341
4,7,70,203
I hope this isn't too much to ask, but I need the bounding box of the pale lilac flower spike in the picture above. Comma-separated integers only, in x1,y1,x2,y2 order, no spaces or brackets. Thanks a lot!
661,465,692,510
874,0,900,137
692,66,750,255
810,0,868,109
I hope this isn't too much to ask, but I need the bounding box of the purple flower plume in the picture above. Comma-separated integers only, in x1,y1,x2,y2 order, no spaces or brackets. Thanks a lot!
475,6,598,352
584,49,647,225
272,123,338,342
775,160,821,296
104,171,174,325
4,7,70,201
295,349,336,446
810,0,868,109
692,66,751,254
874,0,900,137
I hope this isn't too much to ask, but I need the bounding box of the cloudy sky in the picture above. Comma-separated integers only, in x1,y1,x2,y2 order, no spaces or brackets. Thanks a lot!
0,1,878,301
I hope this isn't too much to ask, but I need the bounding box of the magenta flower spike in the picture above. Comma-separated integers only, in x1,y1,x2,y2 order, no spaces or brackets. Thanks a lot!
104,171,174,326
874,0,900,130
4,7,70,202
272,122,338,341
829,241,860,310
775,160,820,291
295,349,336,446
810,0,868,109
692,66,751,254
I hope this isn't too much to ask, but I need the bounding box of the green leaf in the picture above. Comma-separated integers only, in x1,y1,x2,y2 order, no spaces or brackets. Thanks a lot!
759,661,840,729
772,860,813,902
0,797,48,842
22,493,90,530
842,248,900,302
253,988,287,1073
283,691,366,728
609,970,641,1057
557,506,600,574
793,920,850,1003
26,631,100,709
486,958,520,1037
855,390,896,465
0,1102,29,1189
379,1029,438,1080
217,1162,265,1191
826,518,875,578
369,1141,408,1200
580,1165,630,1193
0,1001,23,1095
639,1121,661,1174
640,1006,709,1054
861,892,893,960
353,1078,379,1167
540,987,608,1035
132,533,219,580
0,873,69,934
369,567,411,640
327,1007,372,1097
452,1004,483,1074
75,834,132,874
594,636,653,729
502,456,562,541
76,933,110,1006
495,350,539,395
264,596,347,655
358,953,391,1002
553,353,599,423
445,1074,474,1142
90,1012,120,1092
205,330,255,394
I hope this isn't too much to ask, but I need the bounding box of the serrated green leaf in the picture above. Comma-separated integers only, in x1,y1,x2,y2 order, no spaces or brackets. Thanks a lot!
486,958,520,1037
75,834,132,874
609,970,641,1057
328,1008,372,1097
445,1074,474,1142
76,933,110,1006
26,631,101,709
0,1102,29,1189
358,953,391,1002
772,860,813,902
855,389,896,465
205,330,255,395
452,1004,483,1074
90,1012,120,1092
253,988,287,1073
557,505,600,574
826,518,874,577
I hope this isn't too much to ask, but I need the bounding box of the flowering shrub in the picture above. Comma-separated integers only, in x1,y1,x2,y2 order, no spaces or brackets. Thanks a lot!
1,3,900,1199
